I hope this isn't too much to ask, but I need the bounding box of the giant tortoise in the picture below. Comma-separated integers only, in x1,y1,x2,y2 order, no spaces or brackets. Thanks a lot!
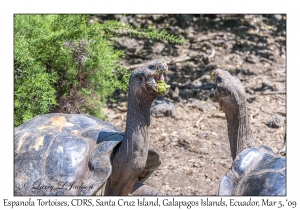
14,59,170,196
209,69,286,196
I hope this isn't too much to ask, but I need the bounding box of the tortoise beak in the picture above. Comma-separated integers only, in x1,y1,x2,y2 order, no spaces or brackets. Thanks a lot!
147,61,170,95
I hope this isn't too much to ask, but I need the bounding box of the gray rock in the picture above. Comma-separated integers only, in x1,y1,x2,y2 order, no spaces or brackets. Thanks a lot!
274,82,285,92
168,87,180,101
187,99,216,112
267,114,284,128
246,54,259,63
150,98,176,118
198,102,215,112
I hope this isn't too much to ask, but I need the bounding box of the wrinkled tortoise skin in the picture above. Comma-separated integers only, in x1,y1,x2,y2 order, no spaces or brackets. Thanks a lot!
14,113,160,195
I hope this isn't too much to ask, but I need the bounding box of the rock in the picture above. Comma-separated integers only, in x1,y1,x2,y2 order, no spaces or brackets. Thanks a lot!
198,101,215,112
246,54,259,63
186,99,200,109
191,78,202,87
186,99,215,112
213,142,221,146
274,82,285,92
193,162,200,168
186,170,193,176
168,87,180,101
267,114,284,128
247,96,257,103
199,74,213,83
152,42,165,54
150,98,176,118
219,160,231,169
262,81,274,90
213,159,219,165
178,138,191,148
259,81,274,92
199,83,215,90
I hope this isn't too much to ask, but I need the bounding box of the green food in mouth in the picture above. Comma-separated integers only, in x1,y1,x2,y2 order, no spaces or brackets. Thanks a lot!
154,80,170,94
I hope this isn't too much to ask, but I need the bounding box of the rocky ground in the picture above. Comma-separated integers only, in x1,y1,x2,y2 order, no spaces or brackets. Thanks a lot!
100,14,286,196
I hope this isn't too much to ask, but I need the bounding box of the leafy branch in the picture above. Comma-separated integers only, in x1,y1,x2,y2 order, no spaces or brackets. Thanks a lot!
98,19,186,44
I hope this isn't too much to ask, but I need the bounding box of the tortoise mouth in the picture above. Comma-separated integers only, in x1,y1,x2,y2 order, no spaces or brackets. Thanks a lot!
147,73,170,95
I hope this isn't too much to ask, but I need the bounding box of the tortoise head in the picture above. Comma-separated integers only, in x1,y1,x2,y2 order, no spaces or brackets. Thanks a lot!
209,69,246,113
129,59,170,101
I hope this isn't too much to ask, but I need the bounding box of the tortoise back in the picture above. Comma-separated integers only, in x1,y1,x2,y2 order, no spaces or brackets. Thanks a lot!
219,146,286,195
14,113,122,195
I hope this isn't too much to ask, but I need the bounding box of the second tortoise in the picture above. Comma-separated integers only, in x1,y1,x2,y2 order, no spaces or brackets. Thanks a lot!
210,69,286,196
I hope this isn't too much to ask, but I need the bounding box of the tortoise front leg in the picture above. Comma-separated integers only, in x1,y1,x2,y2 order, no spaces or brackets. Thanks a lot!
129,147,163,196
130,181,164,196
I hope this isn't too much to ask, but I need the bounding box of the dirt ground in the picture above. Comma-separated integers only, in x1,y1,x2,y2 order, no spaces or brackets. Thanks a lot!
100,14,286,196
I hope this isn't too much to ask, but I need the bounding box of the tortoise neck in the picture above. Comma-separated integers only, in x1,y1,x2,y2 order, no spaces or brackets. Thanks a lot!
123,86,152,147
225,97,254,160
106,87,153,195
123,93,152,152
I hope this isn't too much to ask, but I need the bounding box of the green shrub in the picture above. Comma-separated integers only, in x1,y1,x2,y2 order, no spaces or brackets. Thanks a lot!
14,14,184,127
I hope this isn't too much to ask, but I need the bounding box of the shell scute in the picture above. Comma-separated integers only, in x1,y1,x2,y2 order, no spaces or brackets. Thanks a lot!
14,113,126,195
231,147,260,179
220,146,286,195
45,133,89,178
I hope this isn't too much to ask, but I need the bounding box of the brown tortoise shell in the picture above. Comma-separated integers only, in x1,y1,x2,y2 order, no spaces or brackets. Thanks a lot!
14,113,160,195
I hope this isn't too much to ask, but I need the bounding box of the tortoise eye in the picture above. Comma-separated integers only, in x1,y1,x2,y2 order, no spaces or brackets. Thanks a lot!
216,77,222,83
148,65,156,70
